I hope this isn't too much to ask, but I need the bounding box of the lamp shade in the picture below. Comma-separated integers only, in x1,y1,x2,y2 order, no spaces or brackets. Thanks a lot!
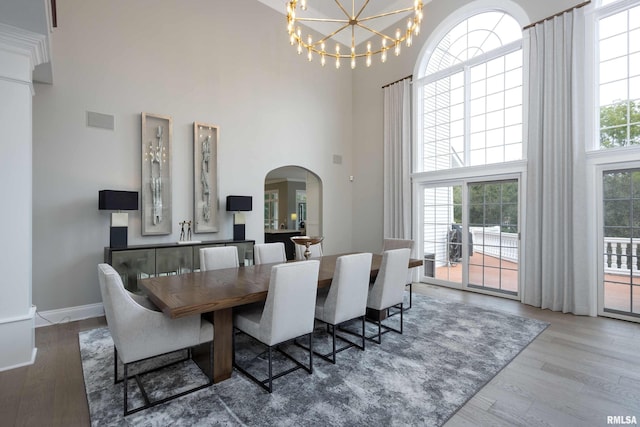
226,195,252,212
99,190,138,210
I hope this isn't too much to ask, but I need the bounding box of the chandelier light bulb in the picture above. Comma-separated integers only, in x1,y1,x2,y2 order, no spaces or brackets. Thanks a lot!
297,40,302,55
321,53,326,66
351,56,356,69
395,41,401,56
336,57,340,69
301,0,307,11
366,52,372,67
381,49,387,63
395,28,401,40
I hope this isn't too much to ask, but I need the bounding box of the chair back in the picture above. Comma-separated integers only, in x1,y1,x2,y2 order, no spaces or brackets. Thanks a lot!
323,253,372,324
295,242,323,260
254,242,287,264
367,248,411,310
200,246,239,271
382,238,414,285
259,260,320,346
382,238,414,252
97,263,139,357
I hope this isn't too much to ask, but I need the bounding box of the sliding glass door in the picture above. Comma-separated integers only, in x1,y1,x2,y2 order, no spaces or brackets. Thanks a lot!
601,169,640,320
419,178,520,298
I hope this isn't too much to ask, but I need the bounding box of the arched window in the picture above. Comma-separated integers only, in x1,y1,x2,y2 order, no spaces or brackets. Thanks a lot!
415,10,524,172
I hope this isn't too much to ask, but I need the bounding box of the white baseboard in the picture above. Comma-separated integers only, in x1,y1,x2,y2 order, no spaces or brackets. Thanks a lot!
35,303,104,328
0,348,37,372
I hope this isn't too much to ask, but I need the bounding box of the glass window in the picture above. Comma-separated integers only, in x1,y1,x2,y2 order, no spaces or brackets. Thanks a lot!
598,3,640,149
418,12,523,172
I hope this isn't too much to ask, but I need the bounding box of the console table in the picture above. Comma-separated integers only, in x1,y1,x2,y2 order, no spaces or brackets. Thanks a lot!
104,239,254,293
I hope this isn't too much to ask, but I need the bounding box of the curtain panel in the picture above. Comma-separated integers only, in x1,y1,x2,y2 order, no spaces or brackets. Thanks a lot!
523,8,592,315
383,79,412,240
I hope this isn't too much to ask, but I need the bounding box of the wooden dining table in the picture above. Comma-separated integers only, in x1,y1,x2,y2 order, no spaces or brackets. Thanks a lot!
139,252,423,383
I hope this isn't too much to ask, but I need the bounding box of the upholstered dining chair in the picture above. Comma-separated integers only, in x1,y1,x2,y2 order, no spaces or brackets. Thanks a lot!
97,263,214,416
382,238,415,310
311,252,372,364
294,242,323,260
366,248,411,344
253,242,287,265
199,246,239,271
233,260,320,393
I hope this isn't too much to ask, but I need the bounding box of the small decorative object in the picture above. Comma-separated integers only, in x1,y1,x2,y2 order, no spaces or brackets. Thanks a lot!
291,236,324,260
193,122,219,233
142,113,172,235
178,219,200,244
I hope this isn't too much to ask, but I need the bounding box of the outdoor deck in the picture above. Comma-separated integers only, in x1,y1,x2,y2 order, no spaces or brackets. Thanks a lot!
432,254,638,315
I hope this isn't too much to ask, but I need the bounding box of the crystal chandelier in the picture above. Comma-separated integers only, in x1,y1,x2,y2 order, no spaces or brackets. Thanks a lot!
286,0,424,69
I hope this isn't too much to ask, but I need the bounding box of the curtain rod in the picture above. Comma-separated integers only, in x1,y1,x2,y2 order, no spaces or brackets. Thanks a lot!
523,1,591,30
381,75,413,89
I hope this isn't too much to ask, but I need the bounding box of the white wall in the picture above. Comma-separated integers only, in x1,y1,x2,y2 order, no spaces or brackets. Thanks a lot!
351,0,583,254
32,0,354,312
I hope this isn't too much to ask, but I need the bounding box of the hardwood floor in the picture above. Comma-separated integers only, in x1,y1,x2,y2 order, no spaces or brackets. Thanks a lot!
1,285,639,426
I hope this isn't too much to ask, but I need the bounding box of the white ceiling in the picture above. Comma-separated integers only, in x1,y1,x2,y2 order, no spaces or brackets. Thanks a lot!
256,0,424,48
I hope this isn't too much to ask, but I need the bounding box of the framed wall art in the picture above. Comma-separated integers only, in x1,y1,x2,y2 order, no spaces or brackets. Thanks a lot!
193,122,219,233
141,112,172,235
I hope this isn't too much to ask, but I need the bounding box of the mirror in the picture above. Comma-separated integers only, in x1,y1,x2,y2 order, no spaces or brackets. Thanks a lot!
264,166,322,259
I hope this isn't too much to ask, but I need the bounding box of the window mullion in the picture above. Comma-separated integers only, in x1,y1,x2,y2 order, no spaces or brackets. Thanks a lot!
464,65,471,167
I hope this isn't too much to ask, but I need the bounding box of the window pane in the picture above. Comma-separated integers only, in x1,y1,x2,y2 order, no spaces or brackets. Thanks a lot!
600,11,628,40
600,33,628,62
601,57,629,84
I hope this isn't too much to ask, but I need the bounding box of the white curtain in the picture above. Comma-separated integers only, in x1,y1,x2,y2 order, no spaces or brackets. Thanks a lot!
523,7,592,315
383,78,412,240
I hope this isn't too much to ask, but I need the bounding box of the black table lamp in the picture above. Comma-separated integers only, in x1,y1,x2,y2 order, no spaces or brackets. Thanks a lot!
226,195,252,241
99,190,139,248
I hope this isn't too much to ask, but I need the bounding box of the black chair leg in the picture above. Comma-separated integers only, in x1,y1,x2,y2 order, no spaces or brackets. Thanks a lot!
114,347,118,384
267,346,273,393
308,332,313,373
123,363,128,416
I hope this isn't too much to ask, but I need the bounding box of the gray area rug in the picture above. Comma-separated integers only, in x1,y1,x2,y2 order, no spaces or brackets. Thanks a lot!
79,294,548,426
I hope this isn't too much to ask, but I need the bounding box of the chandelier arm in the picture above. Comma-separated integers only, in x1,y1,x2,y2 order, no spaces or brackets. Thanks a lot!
295,17,350,24
351,24,355,51
356,23,402,43
334,0,351,20
354,0,371,20
358,7,416,23
308,23,351,47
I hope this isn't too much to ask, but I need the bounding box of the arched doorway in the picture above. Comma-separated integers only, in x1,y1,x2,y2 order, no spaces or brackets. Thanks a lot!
264,166,322,259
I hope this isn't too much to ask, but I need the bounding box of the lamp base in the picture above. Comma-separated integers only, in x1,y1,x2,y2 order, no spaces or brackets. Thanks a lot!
110,226,128,248
233,224,245,241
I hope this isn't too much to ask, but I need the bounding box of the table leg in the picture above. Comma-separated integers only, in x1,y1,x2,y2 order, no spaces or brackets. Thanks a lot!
213,308,233,383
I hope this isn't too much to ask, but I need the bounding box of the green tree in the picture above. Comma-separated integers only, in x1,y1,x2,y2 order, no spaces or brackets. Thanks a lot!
600,100,640,148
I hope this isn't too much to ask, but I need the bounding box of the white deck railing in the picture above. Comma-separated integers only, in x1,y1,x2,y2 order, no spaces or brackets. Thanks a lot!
604,237,640,275
432,227,632,276
469,226,519,263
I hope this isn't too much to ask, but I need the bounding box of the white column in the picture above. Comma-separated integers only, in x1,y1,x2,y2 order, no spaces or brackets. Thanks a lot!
0,23,49,371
